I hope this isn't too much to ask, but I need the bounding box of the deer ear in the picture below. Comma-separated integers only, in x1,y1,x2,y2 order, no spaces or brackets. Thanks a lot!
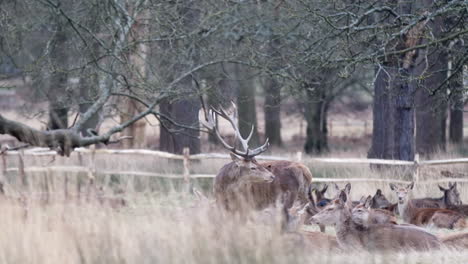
450,182,457,189
376,189,382,195
438,185,447,192
359,196,366,204
322,184,328,194
339,191,347,204
334,183,340,191
364,195,372,208
230,153,242,165
408,182,414,190
344,183,351,194
389,183,397,191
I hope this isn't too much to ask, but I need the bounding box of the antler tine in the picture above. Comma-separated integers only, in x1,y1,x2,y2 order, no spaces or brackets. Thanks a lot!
205,102,270,159
202,109,237,153
247,138,270,157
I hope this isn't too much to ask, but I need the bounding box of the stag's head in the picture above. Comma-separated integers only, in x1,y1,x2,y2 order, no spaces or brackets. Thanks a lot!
202,103,273,183
230,153,275,183
439,182,461,206
389,182,414,205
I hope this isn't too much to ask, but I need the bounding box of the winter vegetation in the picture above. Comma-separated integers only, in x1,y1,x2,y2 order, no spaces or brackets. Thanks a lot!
1,0,468,263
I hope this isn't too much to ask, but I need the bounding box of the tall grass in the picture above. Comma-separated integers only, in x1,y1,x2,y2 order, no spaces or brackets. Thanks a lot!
1,152,468,263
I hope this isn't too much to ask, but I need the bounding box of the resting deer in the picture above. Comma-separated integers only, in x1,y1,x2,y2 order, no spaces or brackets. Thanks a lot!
333,183,359,208
440,183,468,216
311,190,441,251
439,232,468,250
411,182,461,209
370,189,391,209
352,195,397,226
389,182,466,229
202,104,314,225
314,184,332,209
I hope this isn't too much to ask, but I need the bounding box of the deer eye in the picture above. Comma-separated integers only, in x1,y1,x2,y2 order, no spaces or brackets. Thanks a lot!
250,167,257,170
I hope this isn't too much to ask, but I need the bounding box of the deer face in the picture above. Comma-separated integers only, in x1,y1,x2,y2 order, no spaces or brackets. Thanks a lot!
351,196,372,226
439,182,462,206
311,191,348,226
389,182,414,204
231,153,275,183
371,189,391,209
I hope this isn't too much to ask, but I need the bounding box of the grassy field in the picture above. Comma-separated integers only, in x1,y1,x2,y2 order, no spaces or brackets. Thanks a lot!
1,151,468,263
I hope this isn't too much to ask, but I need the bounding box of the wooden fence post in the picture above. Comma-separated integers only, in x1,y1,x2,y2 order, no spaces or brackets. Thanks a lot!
18,150,26,187
86,146,97,202
413,153,420,183
296,151,302,162
0,154,6,195
183,147,190,188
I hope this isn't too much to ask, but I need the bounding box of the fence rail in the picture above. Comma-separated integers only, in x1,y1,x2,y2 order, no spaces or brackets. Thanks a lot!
1,147,468,185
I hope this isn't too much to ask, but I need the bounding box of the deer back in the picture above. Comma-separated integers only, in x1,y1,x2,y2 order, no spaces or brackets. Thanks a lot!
362,224,441,251
440,232,468,249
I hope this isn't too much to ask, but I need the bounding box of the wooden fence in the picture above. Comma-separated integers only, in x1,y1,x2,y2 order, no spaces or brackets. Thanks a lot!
2,147,468,186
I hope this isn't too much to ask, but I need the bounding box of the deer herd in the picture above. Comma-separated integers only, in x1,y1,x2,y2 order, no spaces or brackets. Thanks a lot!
201,103,468,253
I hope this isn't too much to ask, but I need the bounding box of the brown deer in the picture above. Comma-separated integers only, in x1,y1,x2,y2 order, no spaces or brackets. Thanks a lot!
352,195,397,226
440,182,468,216
411,182,461,209
202,104,314,219
389,182,466,229
314,184,332,209
278,200,340,251
311,190,441,251
439,232,468,250
333,183,359,208
370,189,392,209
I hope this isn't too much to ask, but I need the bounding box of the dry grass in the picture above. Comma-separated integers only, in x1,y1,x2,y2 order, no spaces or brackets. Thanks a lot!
1,151,468,263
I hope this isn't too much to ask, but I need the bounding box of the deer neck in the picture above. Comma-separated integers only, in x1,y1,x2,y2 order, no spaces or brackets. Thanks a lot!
334,208,364,249
398,198,414,223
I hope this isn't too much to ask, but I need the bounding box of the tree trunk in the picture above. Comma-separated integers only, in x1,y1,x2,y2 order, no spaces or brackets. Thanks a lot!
369,2,428,161
236,64,260,147
415,16,448,155
120,9,148,148
47,21,69,130
78,76,99,136
264,77,282,147
159,94,201,154
448,43,464,144
369,67,416,161
304,89,328,154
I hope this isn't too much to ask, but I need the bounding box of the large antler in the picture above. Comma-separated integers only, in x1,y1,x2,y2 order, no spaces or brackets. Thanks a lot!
202,102,269,160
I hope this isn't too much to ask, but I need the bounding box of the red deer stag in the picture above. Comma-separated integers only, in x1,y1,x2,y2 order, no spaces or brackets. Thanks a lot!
202,104,314,219
311,191,440,251
389,183,466,229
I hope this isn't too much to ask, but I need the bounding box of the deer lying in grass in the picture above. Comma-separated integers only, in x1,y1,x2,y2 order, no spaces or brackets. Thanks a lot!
352,196,397,226
311,190,441,251
333,183,360,208
412,182,462,209
279,200,339,251
370,189,392,209
202,104,314,223
314,184,332,210
441,183,468,216
389,182,466,229
439,232,468,250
